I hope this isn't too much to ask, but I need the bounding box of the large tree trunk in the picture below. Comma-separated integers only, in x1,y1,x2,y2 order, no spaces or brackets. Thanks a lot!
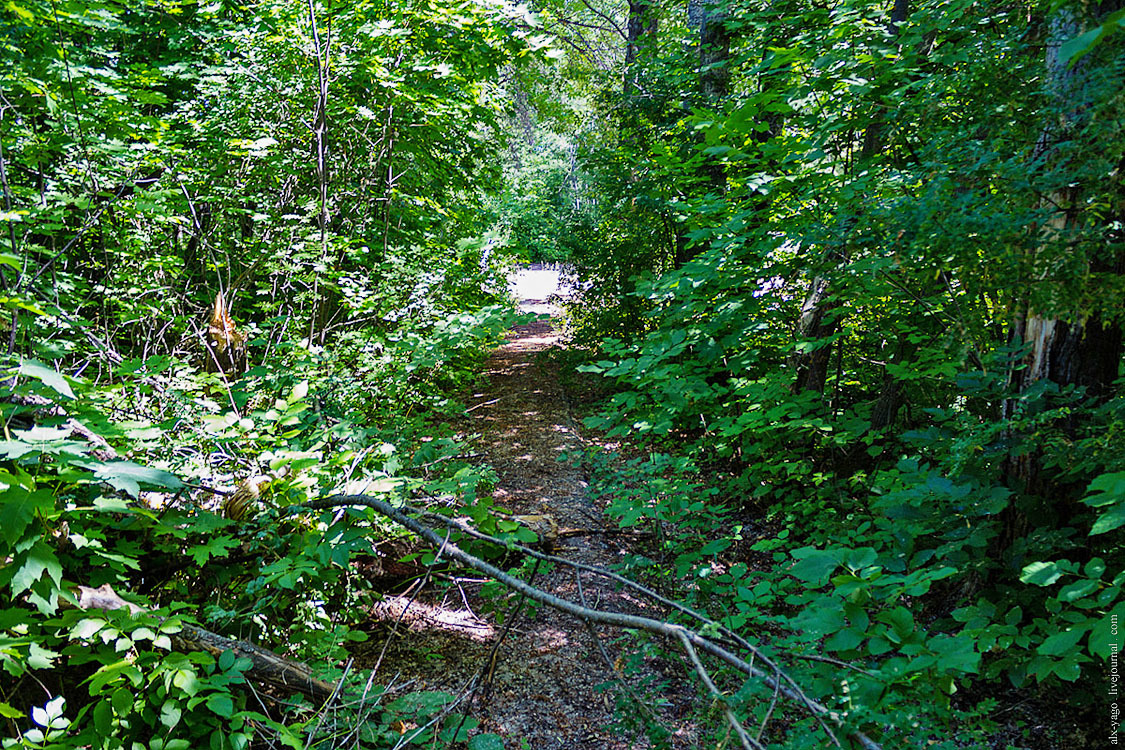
998,3,1125,553
673,0,733,267
698,0,731,102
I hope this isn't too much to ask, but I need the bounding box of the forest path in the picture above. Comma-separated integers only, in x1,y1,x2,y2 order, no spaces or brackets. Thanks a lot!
358,268,695,748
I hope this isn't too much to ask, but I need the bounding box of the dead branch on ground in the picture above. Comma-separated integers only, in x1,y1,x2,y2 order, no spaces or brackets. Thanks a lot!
294,494,884,750
75,583,337,703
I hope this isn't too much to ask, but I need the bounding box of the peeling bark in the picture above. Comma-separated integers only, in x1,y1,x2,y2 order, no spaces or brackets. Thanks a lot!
791,276,837,395
998,3,1125,553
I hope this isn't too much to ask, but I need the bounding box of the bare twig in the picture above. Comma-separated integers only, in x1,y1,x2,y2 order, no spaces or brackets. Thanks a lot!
676,629,761,750
757,666,783,743
575,570,669,739
370,528,450,677
407,493,852,744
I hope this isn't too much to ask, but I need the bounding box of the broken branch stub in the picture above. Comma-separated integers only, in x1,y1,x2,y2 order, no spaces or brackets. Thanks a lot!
204,291,248,378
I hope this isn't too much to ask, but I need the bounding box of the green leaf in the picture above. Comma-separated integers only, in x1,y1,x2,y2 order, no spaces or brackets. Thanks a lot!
111,687,133,715
1083,471,1125,507
1052,658,1082,682
388,690,454,715
1058,578,1099,603
700,538,731,555
187,536,238,565
75,460,183,499
790,547,842,585
1020,561,1065,587
1082,559,1106,580
172,669,199,696
205,693,234,718
468,734,505,750
11,542,62,596
1059,26,1104,67
0,480,52,547
71,618,105,640
825,627,865,652
160,700,182,729
89,660,142,693
1090,504,1125,535
790,596,845,636
27,642,58,670
927,633,980,674
1060,10,1125,67
1037,625,1088,657
93,699,112,735
17,359,75,399
1089,601,1125,661
880,606,915,643
6,3,36,22
843,546,877,570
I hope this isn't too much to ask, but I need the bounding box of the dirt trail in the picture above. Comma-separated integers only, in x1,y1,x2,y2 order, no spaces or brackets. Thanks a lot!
357,273,696,748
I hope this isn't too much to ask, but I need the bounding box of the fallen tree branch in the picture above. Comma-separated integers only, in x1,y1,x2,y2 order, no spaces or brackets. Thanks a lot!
410,491,850,742
575,570,673,738
676,628,761,750
75,583,337,703
294,494,883,750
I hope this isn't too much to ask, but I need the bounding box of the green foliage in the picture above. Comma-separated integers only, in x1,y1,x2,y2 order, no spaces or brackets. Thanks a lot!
4,0,1125,744
0,308,515,744
0,0,545,745
555,0,1125,743
491,131,590,263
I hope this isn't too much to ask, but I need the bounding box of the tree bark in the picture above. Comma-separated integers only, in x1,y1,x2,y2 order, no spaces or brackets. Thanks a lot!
791,276,837,394
623,0,657,95
75,584,337,703
698,0,731,102
997,3,1125,554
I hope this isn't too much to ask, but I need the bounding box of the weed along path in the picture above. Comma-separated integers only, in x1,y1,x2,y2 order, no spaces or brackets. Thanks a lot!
354,267,696,748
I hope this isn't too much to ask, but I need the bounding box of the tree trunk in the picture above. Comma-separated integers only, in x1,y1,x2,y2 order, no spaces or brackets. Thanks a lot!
998,3,1125,553
789,0,911,396
698,0,731,102
791,276,837,394
870,338,912,431
624,0,657,95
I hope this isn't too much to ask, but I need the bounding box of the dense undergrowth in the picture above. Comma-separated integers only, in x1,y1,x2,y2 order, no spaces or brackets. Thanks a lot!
2,295,520,748
0,0,545,747
527,0,1125,747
